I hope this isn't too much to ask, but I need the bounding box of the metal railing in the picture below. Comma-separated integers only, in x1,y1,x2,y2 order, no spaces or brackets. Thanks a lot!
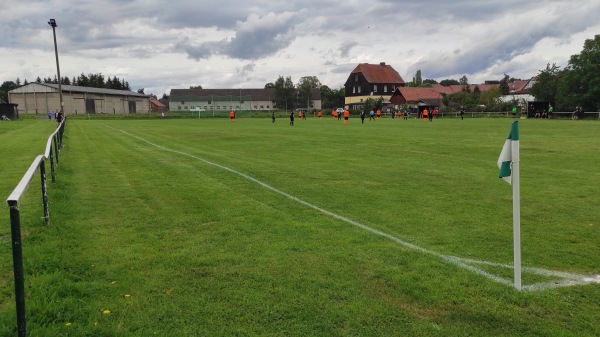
5,119,66,337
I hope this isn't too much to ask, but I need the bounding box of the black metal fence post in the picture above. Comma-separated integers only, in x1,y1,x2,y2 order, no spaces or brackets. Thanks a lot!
53,134,59,164
40,161,50,223
8,204,27,337
49,147,56,183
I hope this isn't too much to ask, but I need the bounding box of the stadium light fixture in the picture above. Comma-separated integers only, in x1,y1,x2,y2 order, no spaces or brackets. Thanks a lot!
48,18,64,115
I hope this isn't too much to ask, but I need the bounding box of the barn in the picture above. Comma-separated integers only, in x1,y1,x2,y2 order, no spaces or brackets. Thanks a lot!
8,83,149,115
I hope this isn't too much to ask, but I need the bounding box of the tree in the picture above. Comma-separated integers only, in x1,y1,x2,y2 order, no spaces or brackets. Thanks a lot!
297,76,321,109
440,79,460,86
530,63,561,105
478,87,501,110
0,80,18,102
189,85,203,89
137,88,145,94
320,85,344,109
264,83,274,89
273,75,296,111
363,97,385,112
499,74,510,95
407,70,423,87
459,75,468,85
423,79,438,85
556,34,600,111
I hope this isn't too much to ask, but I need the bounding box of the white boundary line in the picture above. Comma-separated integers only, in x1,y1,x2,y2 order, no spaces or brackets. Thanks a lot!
104,124,600,292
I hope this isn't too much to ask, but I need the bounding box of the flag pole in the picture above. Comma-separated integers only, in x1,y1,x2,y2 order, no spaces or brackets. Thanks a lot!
511,122,521,290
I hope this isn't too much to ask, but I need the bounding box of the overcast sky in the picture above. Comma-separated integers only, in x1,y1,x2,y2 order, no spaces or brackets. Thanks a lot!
1,0,599,97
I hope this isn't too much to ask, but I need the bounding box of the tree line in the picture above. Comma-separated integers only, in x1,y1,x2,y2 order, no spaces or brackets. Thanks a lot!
529,34,600,112
264,75,344,111
0,73,132,103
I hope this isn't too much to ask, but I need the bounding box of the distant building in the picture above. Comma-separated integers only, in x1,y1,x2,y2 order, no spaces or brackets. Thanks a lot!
344,62,405,110
169,88,321,112
390,87,443,107
150,98,167,112
0,103,19,120
8,83,149,115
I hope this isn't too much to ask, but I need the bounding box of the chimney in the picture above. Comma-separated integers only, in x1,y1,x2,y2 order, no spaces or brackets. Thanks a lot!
380,62,386,66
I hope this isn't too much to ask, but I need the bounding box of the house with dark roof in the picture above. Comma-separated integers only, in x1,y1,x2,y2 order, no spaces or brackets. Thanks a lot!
169,88,321,112
344,62,405,110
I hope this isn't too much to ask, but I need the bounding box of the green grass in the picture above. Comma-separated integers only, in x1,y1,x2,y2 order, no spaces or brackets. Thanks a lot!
1,116,599,336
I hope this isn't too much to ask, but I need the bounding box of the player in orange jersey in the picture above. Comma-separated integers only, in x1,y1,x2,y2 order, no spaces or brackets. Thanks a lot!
343,109,350,124
229,110,235,122
317,111,322,119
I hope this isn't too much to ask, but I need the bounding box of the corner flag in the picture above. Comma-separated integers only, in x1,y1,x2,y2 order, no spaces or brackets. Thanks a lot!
497,121,519,184
497,121,521,290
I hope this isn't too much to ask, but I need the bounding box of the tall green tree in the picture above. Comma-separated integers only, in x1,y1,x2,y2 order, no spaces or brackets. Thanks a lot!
556,34,600,111
0,80,18,102
459,75,469,85
274,75,296,111
297,76,321,109
320,85,344,109
407,70,423,87
499,74,510,95
530,63,561,105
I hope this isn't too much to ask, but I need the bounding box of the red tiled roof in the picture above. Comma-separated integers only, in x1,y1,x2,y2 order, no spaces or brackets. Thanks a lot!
397,87,442,101
150,98,166,107
431,83,500,94
509,80,529,93
351,63,405,84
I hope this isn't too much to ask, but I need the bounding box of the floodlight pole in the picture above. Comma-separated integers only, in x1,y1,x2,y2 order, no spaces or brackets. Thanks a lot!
48,19,64,115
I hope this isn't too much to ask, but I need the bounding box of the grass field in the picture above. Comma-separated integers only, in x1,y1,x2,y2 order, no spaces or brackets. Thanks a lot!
1,116,599,336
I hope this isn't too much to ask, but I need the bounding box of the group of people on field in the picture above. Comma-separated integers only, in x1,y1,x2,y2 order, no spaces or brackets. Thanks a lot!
47,110,64,125
419,108,438,121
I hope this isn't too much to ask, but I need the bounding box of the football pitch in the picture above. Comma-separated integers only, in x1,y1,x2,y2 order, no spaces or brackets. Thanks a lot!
1,116,599,336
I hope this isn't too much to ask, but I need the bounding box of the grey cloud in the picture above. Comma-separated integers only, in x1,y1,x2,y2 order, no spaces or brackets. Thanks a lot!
409,1,600,79
236,63,256,80
339,42,357,58
180,11,298,60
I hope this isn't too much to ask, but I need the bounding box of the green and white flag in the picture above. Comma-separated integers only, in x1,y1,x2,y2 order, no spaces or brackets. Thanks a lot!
497,121,519,184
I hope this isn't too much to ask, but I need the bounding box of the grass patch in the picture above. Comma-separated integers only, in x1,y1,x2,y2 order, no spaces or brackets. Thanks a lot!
1,117,599,336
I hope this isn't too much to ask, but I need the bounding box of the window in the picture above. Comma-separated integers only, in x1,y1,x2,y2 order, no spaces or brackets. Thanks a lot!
177,106,181,110
184,106,188,109
358,86,361,94
384,85,387,93
355,74,358,81
373,85,377,93
353,86,356,94
260,105,264,109
254,105,258,109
